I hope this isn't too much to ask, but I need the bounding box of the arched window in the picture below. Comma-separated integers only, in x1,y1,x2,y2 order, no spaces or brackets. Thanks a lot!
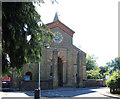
25,72,32,81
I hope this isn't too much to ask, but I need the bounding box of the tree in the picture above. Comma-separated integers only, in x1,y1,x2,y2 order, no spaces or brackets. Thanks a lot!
2,2,53,75
99,66,109,75
86,54,102,79
86,54,98,70
106,57,120,74
87,68,103,79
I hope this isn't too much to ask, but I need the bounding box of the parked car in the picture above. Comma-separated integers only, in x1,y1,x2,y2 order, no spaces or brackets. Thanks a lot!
2,77,12,91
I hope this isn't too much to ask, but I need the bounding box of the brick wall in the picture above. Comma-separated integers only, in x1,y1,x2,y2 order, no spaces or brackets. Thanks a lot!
20,80,51,91
84,79,106,87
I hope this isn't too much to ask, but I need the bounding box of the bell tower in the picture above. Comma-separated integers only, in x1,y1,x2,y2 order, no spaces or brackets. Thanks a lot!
53,12,59,22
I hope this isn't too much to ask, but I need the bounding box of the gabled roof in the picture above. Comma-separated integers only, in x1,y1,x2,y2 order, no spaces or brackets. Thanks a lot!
73,45,86,56
46,20,75,37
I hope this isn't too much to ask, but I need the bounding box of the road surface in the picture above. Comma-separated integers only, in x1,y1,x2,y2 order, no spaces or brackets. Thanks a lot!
0,87,116,99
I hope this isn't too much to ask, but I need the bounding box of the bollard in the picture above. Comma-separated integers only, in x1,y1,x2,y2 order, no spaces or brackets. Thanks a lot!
34,89,40,99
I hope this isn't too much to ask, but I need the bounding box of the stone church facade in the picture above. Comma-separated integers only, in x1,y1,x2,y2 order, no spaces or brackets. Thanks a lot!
13,14,87,90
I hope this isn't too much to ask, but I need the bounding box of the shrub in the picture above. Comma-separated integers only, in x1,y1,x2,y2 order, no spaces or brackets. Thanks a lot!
106,70,120,93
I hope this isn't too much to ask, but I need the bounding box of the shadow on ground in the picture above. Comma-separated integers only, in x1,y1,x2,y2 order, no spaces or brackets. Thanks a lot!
24,87,102,98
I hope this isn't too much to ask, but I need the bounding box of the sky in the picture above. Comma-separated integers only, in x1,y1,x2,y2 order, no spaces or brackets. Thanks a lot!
35,0,119,66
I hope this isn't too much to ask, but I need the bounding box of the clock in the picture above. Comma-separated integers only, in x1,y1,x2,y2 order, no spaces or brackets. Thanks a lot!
54,32,63,43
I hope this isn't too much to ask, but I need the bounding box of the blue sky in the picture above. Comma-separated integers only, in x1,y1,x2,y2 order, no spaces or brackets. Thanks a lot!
35,0,118,66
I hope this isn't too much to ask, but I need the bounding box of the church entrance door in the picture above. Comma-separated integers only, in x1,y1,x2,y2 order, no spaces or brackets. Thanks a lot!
58,57,63,87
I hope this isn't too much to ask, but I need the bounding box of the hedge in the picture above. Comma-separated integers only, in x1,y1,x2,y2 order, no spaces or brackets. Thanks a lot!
106,70,120,94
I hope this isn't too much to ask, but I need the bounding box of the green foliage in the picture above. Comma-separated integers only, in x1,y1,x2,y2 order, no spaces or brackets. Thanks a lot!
86,54,104,79
103,71,110,79
106,69,120,91
106,57,120,74
99,66,109,75
86,56,120,80
87,68,103,79
2,2,54,75
86,54,98,70
103,71,110,75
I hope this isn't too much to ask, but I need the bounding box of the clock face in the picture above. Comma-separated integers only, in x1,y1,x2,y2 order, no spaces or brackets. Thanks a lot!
54,32,63,43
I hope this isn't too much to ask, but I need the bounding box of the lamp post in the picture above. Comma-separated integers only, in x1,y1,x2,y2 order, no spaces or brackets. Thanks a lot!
34,55,41,99
34,44,50,99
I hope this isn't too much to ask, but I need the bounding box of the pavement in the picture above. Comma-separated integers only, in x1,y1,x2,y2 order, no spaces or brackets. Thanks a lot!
41,87,106,97
98,87,120,99
0,87,120,99
40,87,120,98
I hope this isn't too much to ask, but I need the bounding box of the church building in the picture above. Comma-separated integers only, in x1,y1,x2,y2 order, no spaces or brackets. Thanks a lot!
13,13,87,90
